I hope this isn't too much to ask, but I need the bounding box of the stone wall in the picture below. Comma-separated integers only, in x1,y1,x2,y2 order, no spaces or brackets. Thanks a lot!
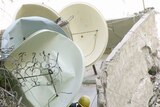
97,10,160,107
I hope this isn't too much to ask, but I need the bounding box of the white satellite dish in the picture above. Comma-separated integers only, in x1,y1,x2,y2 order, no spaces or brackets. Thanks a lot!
14,3,59,22
1,16,66,58
14,3,72,39
4,29,84,107
60,3,108,66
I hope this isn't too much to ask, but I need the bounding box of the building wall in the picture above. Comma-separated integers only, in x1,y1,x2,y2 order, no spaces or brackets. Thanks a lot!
106,15,141,50
97,10,160,107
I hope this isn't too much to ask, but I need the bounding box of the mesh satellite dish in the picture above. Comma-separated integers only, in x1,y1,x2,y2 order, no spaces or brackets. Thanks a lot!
4,29,84,107
14,3,72,39
1,16,66,58
60,3,108,66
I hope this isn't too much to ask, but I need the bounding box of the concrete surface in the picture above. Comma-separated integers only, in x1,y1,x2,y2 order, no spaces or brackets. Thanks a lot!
97,10,160,107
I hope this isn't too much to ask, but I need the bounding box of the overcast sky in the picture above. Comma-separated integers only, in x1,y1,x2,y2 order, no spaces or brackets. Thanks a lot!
40,0,160,19
0,0,160,29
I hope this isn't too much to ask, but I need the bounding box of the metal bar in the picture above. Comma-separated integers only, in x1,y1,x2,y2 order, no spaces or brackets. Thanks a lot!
92,64,97,75
72,29,98,35
17,72,53,80
48,69,58,97
142,0,145,10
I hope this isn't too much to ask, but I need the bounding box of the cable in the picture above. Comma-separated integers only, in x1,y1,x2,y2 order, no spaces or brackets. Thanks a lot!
91,93,97,107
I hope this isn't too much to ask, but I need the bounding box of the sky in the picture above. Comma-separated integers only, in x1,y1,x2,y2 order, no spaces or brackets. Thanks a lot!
0,0,160,29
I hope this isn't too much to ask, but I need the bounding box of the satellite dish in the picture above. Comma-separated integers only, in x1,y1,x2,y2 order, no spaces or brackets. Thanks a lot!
60,3,108,66
14,3,72,39
4,29,84,107
14,3,59,22
1,16,66,57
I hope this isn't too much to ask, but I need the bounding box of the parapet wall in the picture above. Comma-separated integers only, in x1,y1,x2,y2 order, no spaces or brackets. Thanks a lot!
97,10,160,107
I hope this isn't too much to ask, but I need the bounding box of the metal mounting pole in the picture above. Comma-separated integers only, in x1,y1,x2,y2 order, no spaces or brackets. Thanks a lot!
142,0,145,10
92,64,97,75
